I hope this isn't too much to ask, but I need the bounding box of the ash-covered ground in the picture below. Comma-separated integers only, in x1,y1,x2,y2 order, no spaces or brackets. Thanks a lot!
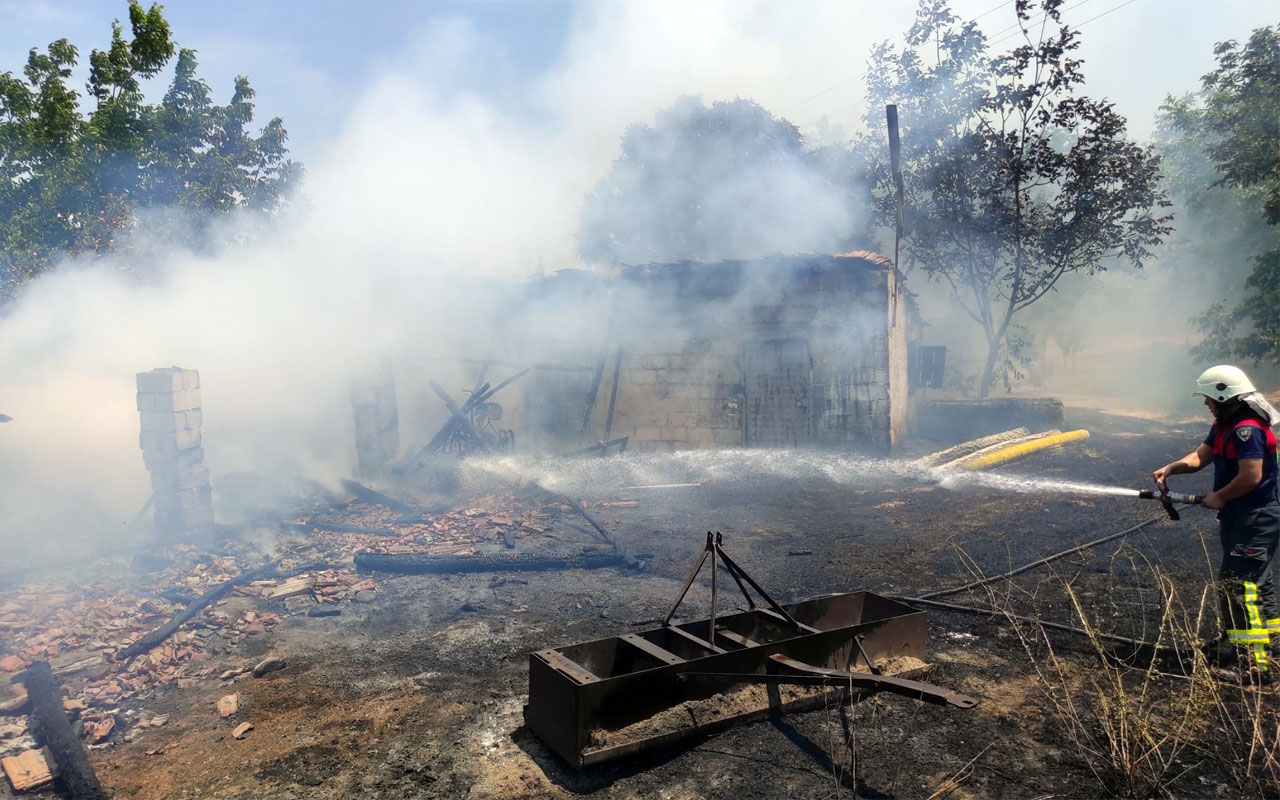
1,408,1259,799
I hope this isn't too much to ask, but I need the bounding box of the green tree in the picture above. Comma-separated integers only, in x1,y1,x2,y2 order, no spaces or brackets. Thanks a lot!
1162,25,1280,364
0,1,300,298
863,0,1171,396
577,96,869,265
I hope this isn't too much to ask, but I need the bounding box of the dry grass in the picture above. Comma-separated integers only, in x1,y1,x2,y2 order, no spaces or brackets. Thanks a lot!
972,538,1280,799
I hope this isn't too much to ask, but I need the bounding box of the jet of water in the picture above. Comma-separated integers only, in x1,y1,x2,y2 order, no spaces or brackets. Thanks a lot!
935,471,1141,498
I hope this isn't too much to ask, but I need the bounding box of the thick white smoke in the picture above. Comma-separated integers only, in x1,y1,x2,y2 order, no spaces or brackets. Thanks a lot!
0,1,902,558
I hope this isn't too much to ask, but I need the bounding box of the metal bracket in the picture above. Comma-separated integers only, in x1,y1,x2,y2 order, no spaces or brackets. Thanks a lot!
680,653,978,709
662,532,807,649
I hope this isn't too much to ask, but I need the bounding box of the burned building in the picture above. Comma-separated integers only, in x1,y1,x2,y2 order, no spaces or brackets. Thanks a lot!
506,251,908,454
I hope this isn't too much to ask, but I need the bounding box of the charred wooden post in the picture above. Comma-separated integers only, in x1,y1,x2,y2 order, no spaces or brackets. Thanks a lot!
602,347,624,442
24,662,106,800
577,351,609,436
429,379,491,453
339,479,416,515
399,369,529,469
117,561,279,662
354,548,628,574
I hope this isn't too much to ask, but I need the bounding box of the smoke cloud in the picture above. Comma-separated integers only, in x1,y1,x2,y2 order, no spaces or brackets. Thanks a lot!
0,1,900,562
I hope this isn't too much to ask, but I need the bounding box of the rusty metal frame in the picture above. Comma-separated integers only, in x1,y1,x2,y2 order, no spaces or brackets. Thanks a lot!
524,533,977,768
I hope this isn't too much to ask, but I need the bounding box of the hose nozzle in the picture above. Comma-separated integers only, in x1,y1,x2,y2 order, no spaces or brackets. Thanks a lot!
1138,489,1204,520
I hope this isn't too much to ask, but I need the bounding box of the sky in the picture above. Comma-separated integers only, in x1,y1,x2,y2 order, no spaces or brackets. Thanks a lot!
1,0,1275,166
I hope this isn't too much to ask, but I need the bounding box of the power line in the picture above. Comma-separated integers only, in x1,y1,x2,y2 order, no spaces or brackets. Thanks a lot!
987,0,1142,48
1074,0,1142,29
986,0,1097,46
783,0,1016,121
780,75,863,114
973,0,1017,21
796,0,1142,134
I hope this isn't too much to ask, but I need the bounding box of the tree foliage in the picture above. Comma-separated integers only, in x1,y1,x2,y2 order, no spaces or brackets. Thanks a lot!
1162,25,1280,364
577,96,869,265
864,0,1171,396
0,1,300,298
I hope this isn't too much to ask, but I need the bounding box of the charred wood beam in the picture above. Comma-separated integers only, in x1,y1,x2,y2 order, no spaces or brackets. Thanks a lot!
474,368,528,405
396,503,453,522
116,561,280,662
602,347,623,442
562,437,629,457
428,379,490,453
577,351,609,435
24,662,107,800
339,479,417,515
427,369,529,454
399,370,531,469
354,548,628,574
280,521,399,537
411,356,593,372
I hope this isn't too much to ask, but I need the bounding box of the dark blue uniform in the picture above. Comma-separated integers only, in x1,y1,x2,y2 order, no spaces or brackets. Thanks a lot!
1204,411,1280,670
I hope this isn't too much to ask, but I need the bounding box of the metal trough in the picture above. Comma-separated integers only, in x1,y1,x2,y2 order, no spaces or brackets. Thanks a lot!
525,533,976,768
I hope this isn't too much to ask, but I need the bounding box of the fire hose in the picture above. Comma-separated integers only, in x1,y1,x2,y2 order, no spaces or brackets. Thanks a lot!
895,516,1171,651
1137,488,1204,521
954,429,1090,471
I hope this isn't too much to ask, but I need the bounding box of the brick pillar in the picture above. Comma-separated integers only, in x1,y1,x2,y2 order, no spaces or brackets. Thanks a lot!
351,359,400,478
137,368,214,536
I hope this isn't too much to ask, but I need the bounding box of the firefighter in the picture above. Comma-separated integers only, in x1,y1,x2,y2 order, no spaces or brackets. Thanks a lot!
1153,364,1280,679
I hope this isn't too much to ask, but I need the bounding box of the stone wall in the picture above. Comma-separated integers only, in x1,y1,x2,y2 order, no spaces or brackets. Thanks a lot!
137,368,213,535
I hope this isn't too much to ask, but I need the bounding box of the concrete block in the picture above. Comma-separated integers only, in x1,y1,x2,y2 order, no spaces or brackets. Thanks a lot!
142,446,204,472
634,426,662,441
626,370,658,385
153,485,213,512
149,466,210,493
683,427,715,445
136,368,199,393
139,409,202,433
664,411,701,428
139,428,202,453
632,354,670,370
137,388,201,413
712,428,744,446
629,410,666,428
155,504,215,531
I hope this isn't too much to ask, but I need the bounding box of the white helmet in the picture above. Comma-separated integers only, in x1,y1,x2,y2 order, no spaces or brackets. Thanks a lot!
1193,364,1256,402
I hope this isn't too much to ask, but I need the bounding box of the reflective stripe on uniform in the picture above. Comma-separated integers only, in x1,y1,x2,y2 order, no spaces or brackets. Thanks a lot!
1227,630,1271,642
1267,618,1280,634
1242,582,1269,670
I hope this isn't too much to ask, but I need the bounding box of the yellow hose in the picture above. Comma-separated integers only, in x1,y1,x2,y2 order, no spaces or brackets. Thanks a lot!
957,429,1090,471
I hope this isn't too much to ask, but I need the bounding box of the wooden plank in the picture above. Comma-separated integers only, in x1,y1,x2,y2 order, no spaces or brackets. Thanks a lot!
263,576,315,600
